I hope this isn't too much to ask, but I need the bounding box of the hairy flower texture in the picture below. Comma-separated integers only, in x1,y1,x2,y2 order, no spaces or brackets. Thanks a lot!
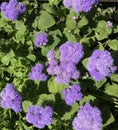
59,41,84,64
62,84,83,105
26,105,53,129
55,62,80,84
29,63,47,81
87,50,117,81
34,32,48,47
0,0,26,21
0,83,22,113
72,103,102,130
46,42,83,84
63,0,99,13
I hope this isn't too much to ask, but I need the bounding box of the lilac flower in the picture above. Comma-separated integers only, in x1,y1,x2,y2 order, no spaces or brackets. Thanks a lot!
46,42,83,84
29,63,47,81
34,32,48,47
72,103,102,130
107,21,113,28
62,84,83,105
63,0,99,13
55,62,80,84
26,105,53,129
46,50,59,75
0,0,26,21
87,50,117,81
0,83,22,113
59,41,84,64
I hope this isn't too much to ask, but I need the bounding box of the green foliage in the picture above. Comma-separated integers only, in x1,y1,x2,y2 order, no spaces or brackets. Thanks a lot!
0,1,118,130
105,84,118,98
107,40,118,51
38,11,56,31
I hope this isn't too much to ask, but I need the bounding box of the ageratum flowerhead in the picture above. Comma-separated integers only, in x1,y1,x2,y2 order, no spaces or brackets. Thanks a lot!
62,84,83,105
0,83,22,113
55,62,80,84
72,103,102,130
63,0,99,13
87,50,117,81
26,105,53,129
59,41,84,64
34,32,48,47
29,63,47,81
0,0,26,21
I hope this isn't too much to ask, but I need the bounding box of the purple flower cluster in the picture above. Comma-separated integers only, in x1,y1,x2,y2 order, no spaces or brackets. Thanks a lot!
72,103,102,130
34,32,48,47
63,0,99,13
0,0,26,21
62,84,83,105
47,41,84,84
0,83,22,113
26,105,53,129
29,63,47,81
87,50,117,81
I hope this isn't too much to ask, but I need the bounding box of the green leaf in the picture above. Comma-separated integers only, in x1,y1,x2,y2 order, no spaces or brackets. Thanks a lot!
15,21,26,32
77,16,88,28
102,107,115,127
107,40,118,51
48,77,68,94
95,78,107,88
79,95,96,106
27,54,36,62
110,74,118,82
22,100,32,112
105,84,118,98
95,21,112,41
38,11,55,30
63,28,77,42
37,94,55,105
66,10,77,29
49,0,62,6
82,58,89,69
1,49,15,65
42,3,56,14
61,102,79,120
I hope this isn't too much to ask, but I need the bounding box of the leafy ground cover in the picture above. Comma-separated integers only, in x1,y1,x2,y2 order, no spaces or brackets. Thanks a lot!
0,0,118,130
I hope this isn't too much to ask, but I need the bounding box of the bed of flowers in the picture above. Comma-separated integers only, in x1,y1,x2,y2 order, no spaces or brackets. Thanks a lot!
0,0,118,130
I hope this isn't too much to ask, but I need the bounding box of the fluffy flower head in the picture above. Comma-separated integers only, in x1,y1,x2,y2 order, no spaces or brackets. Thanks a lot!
0,0,26,21
63,0,99,13
0,83,22,113
34,32,48,47
87,50,117,81
59,41,84,64
62,84,83,105
72,103,102,130
29,63,47,81
26,105,53,129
